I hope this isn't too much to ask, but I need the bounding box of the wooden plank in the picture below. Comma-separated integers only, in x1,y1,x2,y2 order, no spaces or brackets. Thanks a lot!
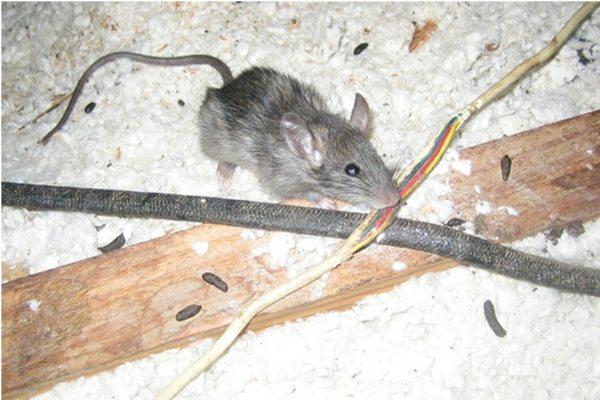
447,110,600,241
2,110,599,399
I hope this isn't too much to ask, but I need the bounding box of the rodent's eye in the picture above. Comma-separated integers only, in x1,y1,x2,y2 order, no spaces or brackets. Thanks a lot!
344,163,360,177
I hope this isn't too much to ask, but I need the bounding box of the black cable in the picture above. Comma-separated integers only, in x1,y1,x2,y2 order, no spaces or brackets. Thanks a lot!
2,181,599,296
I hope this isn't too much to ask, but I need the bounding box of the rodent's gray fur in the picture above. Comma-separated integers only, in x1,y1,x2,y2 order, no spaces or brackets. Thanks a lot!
199,67,399,209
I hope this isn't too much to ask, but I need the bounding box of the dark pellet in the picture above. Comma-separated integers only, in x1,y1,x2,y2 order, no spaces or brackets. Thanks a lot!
353,42,369,55
545,221,585,244
84,102,96,114
202,272,228,292
97,233,126,253
544,226,563,244
446,218,466,227
577,49,592,66
564,220,585,238
178,99,185,106
483,300,507,337
500,154,512,181
175,304,202,321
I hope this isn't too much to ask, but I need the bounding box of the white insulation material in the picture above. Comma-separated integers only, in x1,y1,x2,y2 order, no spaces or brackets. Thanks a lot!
1,2,599,399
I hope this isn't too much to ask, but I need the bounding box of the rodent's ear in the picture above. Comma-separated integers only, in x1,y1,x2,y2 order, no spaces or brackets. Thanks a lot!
349,93,370,135
280,112,327,169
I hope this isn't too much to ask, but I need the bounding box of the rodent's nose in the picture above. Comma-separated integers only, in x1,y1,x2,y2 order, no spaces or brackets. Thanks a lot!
375,188,400,209
384,190,400,207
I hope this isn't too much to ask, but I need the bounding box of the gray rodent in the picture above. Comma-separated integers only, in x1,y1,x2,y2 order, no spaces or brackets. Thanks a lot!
41,52,399,209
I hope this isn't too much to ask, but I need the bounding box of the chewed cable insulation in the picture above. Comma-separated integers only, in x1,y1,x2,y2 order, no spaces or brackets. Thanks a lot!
356,115,465,249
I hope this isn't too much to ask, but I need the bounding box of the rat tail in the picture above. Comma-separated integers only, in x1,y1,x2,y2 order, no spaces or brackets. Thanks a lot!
38,51,233,145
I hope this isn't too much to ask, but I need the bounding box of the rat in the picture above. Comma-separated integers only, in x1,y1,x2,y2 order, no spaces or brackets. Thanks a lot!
40,52,399,209
199,67,399,209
